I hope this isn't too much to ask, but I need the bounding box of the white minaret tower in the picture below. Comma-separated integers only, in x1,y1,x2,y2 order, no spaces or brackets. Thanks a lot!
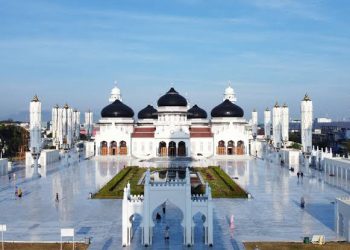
252,109,258,139
29,95,42,178
272,102,282,148
223,81,237,103
73,109,80,142
109,81,122,103
301,94,313,165
85,110,93,139
264,107,271,140
281,103,289,147
52,104,60,148
66,107,73,147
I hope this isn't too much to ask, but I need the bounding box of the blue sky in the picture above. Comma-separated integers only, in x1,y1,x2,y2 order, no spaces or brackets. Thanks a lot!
0,0,350,121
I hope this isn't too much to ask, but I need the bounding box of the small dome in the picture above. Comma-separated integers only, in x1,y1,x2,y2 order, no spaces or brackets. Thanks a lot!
211,99,244,118
138,105,158,119
187,105,207,119
225,86,234,95
111,86,121,95
101,100,134,118
157,87,187,107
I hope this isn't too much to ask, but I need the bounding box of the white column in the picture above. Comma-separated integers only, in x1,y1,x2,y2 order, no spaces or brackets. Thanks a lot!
301,94,313,154
29,95,42,178
252,109,258,139
264,108,271,140
272,103,282,148
281,104,289,145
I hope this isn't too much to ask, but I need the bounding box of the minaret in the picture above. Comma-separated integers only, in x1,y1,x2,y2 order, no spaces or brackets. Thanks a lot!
85,110,93,139
264,107,271,140
301,94,313,155
29,95,42,178
66,107,73,147
272,102,282,148
252,109,258,139
223,81,237,103
109,81,122,103
281,103,289,146
74,109,80,142
52,104,59,148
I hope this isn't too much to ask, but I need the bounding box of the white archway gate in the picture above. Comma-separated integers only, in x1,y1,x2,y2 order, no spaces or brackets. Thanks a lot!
122,168,213,247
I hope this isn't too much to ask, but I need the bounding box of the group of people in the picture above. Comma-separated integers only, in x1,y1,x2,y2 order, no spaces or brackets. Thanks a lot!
297,171,304,179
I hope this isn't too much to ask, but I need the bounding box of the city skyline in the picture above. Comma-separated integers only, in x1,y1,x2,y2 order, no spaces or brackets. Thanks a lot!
0,0,350,120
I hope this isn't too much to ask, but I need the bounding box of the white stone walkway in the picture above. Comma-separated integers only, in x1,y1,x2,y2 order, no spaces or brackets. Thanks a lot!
0,155,348,249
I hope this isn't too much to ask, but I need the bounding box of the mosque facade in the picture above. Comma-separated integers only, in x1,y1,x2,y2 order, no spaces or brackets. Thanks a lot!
95,85,251,159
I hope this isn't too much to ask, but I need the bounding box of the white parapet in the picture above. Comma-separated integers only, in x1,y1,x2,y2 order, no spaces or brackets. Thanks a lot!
84,141,95,158
335,197,350,241
279,148,300,168
25,149,60,167
0,158,8,176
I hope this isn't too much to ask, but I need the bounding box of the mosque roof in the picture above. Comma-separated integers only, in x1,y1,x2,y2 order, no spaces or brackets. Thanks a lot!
138,105,158,119
101,99,134,118
157,87,187,107
211,99,244,118
187,104,207,119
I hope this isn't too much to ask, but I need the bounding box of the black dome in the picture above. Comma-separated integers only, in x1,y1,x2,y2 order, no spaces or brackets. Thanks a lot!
138,105,158,119
211,99,244,118
187,105,207,119
157,87,187,107
101,100,134,118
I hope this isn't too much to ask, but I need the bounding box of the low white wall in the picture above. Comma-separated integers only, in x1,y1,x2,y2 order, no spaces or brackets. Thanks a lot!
0,158,8,176
250,140,266,158
84,141,95,158
280,149,300,168
25,149,60,167
336,197,350,241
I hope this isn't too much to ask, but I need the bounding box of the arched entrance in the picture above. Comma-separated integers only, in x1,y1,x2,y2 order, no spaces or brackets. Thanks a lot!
152,201,184,248
100,141,108,155
129,214,142,244
119,141,127,155
227,140,235,155
178,141,186,156
217,140,226,155
193,212,206,245
168,141,176,157
110,141,117,155
237,141,245,155
159,141,167,157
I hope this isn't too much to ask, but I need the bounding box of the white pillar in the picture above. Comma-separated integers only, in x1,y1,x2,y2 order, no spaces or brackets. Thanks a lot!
272,102,282,148
281,103,289,146
264,108,271,140
301,94,313,154
252,109,258,139
29,95,42,178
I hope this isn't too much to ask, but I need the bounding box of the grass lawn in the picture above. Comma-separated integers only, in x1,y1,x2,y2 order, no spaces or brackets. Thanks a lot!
1,243,88,250
93,166,247,199
244,242,350,250
93,166,146,199
195,166,248,198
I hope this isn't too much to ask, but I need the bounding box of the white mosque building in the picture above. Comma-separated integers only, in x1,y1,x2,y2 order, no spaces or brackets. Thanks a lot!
95,84,251,159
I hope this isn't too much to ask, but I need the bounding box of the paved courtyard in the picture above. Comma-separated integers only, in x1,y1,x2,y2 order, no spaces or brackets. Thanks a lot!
0,153,349,249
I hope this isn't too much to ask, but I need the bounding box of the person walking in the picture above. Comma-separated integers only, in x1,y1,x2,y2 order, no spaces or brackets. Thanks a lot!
301,172,304,178
300,197,305,208
55,193,59,202
297,172,300,179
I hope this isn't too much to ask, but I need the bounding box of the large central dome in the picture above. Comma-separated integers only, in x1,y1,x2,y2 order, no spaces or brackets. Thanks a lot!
211,99,244,118
157,87,187,107
101,99,134,118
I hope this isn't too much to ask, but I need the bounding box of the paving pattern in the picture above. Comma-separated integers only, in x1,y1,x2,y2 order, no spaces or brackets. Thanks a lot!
0,153,348,249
